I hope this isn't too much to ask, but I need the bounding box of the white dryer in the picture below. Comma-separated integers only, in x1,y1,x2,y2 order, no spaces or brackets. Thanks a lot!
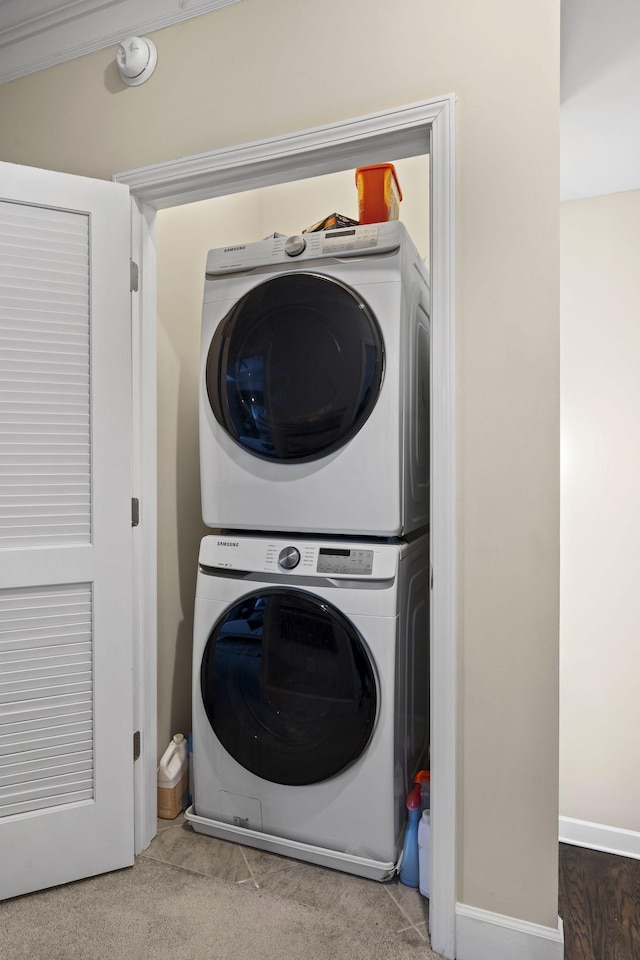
185,532,429,881
199,221,430,537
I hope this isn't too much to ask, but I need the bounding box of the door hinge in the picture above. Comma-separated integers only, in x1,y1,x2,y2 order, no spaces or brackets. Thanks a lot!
131,497,140,527
130,259,139,292
133,730,141,762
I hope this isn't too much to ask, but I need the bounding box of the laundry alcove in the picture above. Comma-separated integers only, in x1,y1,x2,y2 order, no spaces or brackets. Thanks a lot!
115,95,456,958
153,155,431,751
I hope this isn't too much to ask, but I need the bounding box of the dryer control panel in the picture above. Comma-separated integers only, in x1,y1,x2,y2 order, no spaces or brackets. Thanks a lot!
205,221,404,276
199,535,397,581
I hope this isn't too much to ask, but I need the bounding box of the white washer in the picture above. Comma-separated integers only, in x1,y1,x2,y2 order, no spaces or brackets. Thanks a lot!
185,532,429,881
199,221,430,537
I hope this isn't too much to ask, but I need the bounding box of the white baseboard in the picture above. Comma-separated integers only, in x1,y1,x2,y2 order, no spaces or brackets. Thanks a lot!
455,903,564,960
559,815,640,860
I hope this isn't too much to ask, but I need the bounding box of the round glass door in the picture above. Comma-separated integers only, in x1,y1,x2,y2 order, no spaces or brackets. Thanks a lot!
200,588,377,785
206,273,384,462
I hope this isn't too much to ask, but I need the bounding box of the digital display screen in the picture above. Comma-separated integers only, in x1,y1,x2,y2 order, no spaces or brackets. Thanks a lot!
317,548,374,575
327,229,356,237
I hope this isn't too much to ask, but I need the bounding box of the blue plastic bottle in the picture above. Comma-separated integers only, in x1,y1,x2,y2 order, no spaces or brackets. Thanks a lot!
399,785,422,887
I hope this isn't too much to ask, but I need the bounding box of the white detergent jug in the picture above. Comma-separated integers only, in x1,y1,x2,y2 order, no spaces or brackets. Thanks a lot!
418,809,431,898
157,733,189,820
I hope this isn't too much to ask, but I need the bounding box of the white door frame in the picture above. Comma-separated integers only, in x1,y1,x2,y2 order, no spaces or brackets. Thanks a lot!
115,95,457,960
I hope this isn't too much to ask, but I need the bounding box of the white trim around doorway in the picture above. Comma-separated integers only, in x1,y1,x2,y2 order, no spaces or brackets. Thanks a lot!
115,94,457,960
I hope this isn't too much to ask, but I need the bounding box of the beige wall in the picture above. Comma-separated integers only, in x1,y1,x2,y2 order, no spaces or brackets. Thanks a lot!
0,0,560,927
156,157,429,756
560,189,640,832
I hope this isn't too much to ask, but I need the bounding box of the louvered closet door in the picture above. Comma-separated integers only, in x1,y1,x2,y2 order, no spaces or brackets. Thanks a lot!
0,162,134,899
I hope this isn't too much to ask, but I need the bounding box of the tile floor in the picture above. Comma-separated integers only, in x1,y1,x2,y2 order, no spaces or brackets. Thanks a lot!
146,813,431,947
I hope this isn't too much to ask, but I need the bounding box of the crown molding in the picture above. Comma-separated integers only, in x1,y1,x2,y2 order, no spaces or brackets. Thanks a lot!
0,0,245,85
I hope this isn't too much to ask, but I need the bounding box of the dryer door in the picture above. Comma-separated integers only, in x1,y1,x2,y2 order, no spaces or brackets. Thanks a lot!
200,588,377,785
205,273,384,462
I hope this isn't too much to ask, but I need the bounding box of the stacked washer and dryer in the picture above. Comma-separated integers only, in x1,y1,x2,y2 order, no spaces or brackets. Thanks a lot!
185,221,431,881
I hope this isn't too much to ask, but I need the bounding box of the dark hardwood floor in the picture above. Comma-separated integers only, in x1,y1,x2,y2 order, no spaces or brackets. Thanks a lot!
559,843,640,959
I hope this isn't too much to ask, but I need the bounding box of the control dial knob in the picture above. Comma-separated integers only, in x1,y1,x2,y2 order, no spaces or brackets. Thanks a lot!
284,234,306,257
278,546,301,570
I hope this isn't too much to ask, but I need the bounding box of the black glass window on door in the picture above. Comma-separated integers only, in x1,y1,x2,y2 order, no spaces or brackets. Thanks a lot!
200,589,377,785
206,273,384,462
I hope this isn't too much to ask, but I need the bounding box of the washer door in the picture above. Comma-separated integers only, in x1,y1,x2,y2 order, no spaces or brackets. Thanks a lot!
206,273,384,462
200,588,377,785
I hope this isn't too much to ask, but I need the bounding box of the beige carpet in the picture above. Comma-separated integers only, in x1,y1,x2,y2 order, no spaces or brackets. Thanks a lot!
0,856,443,960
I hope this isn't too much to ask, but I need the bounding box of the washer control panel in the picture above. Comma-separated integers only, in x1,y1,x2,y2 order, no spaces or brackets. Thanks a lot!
199,536,396,581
